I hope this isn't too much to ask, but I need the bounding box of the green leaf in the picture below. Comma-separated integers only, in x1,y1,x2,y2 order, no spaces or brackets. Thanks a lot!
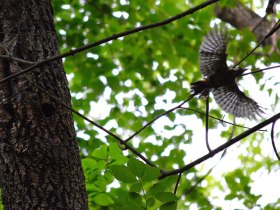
159,201,177,210
225,193,236,200
104,171,114,184
218,0,237,7
108,143,122,157
150,182,167,196
127,158,146,177
128,192,143,206
122,204,144,210
155,192,178,203
82,158,96,171
91,144,108,160
130,182,142,193
147,197,156,207
108,143,129,165
93,193,114,206
141,166,160,182
82,158,106,175
109,165,137,183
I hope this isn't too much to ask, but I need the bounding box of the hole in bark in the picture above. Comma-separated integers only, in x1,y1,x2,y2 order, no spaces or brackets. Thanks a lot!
42,103,55,117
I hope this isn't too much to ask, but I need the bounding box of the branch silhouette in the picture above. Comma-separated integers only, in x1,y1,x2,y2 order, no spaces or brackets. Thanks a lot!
0,54,35,65
184,118,236,195
124,94,196,142
34,84,157,167
266,0,277,14
234,19,280,68
205,97,211,152
159,112,280,179
174,173,182,195
242,64,280,76
271,121,280,161
182,107,266,131
0,0,219,86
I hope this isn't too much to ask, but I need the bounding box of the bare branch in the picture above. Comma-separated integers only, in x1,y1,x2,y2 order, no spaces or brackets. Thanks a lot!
242,64,280,76
271,121,280,161
182,107,267,131
124,94,196,142
215,1,279,46
234,19,280,68
159,112,280,179
0,0,220,86
174,173,182,195
266,0,277,14
0,54,35,65
184,116,236,196
205,97,212,152
34,84,157,167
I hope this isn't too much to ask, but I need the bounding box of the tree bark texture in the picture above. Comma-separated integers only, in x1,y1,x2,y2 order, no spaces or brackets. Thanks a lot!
0,0,88,209
215,1,280,46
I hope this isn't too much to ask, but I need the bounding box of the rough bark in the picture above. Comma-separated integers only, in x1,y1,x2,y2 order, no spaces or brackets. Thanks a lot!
215,1,280,45
0,0,88,209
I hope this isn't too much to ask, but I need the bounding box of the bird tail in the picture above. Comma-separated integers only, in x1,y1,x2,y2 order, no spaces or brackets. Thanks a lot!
190,80,210,97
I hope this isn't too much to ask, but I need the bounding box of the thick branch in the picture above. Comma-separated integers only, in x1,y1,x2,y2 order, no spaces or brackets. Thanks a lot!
234,19,280,67
215,1,280,45
159,112,280,179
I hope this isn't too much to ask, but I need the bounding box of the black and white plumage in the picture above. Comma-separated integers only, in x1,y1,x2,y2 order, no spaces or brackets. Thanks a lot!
191,28,263,119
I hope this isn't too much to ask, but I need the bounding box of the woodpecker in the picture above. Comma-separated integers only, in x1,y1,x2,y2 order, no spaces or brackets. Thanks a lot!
191,28,263,119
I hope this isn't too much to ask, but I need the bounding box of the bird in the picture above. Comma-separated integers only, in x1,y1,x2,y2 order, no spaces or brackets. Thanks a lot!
191,27,263,119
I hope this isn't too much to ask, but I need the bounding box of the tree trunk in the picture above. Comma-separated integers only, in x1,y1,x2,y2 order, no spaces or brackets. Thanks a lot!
215,0,279,46
0,0,88,209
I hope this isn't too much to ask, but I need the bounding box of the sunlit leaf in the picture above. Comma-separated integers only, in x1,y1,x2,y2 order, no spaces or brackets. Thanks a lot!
109,165,137,183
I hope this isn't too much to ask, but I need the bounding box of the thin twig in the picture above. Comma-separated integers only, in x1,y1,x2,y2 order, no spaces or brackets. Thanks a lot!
271,121,280,161
124,94,196,142
184,118,236,195
159,112,280,179
205,97,212,152
174,173,182,195
0,54,35,65
0,0,220,86
1,85,32,103
242,65,280,76
181,107,266,131
34,84,156,167
234,19,280,68
184,169,212,195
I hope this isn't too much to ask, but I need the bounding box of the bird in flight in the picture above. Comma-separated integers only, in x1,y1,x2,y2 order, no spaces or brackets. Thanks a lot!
191,27,263,119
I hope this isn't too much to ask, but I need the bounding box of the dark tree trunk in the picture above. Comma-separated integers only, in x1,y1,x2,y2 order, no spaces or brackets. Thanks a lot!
0,0,88,209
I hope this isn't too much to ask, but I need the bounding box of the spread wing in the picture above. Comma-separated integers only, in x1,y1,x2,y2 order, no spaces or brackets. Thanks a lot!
199,28,228,77
212,86,263,119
